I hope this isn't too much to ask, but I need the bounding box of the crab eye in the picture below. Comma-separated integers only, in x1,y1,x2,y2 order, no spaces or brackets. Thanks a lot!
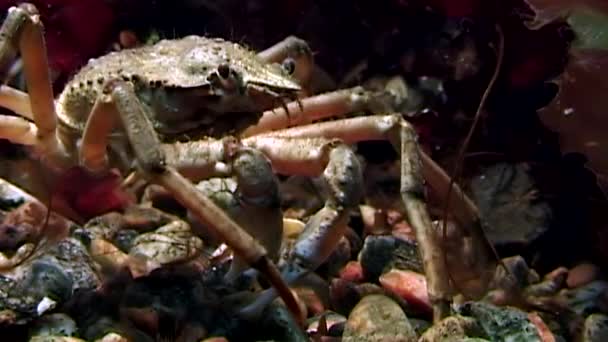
281,58,296,75
218,63,231,79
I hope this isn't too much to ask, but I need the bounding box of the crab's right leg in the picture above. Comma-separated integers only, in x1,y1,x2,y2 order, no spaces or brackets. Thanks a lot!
242,86,372,136
77,79,303,324
0,4,66,166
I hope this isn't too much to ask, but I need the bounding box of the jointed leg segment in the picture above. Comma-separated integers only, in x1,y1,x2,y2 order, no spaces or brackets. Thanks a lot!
0,3,64,165
237,136,364,317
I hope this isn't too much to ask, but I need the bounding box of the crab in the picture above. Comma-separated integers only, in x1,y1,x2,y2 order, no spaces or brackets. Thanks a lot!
0,3,493,324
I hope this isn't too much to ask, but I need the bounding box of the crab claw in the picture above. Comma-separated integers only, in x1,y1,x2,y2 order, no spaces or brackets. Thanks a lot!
237,142,364,319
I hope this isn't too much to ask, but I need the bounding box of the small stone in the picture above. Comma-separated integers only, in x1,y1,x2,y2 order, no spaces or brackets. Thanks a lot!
491,255,535,290
581,313,608,342
130,220,203,265
30,337,85,342
340,261,364,283
528,312,556,342
386,210,416,241
176,322,207,341
294,287,325,316
568,263,600,289
263,302,309,342
407,318,431,336
457,302,541,341
95,333,129,342
360,205,389,235
561,280,608,315
29,313,78,337
342,294,416,342
329,279,361,315
358,235,422,282
379,269,431,314
419,315,485,342
283,218,305,239
307,312,347,336
325,236,353,277
523,268,568,308
201,337,229,342
119,30,139,49
120,307,158,335
545,267,569,282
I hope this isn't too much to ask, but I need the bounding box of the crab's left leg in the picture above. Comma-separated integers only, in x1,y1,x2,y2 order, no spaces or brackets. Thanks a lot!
240,115,452,321
0,4,67,166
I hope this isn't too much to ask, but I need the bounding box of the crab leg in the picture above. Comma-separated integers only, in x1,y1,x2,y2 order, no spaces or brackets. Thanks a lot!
242,87,371,137
0,3,65,164
0,85,32,119
79,79,302,322
246,115,453,321
0,113,37,145
238,137,364,318
257,36,313,91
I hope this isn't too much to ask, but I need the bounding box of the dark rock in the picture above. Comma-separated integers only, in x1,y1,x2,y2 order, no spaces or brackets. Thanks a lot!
469,163,552,247
358,235,422,282
456,301,542,341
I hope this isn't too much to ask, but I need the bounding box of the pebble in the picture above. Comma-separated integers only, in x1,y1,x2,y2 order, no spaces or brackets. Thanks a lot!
360,205,389,235
582,313,608,342
358,235,422,282
379,269,431,314
528,312,556,342
307,311,347,336
201,338,229,342
567,263,600,289
342,294,416,342
325,236,354,277
294,286,325,316
29,337,85,342
339,261,365,283
29,313,78,337
419,315,484,341
95,333,129,342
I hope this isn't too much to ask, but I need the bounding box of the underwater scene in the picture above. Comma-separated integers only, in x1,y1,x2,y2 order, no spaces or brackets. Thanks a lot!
0,0,606,341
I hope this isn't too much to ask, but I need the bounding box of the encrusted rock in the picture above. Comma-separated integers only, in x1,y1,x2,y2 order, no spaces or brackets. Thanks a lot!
581,314,608,342
342,294,416,342
29,313,79,338
419,315,485,342
307,311,347,337
561,280,608,315
379,269,431,314
469,163,552,246
456,302,541,341
0,237,99,324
